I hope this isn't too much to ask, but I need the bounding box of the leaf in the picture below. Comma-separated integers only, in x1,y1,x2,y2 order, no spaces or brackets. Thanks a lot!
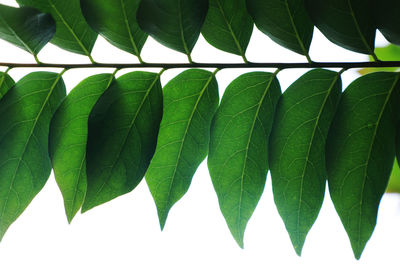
0,72,14,98
146,69,219,229
49,73,115,223
305,0,376,55
246,0,313,58
208,72,281,247
80,0,147,60
386,160,400,194
137,0,208,58
269,69,342,255
201,0,253,59
17,0,97,56
0,5,55,56
375,0,400,45
326,72,400,259
82,71,163,212
0,71,66,240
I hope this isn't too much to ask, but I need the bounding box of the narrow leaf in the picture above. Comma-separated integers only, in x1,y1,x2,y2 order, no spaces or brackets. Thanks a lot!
326,72,400,259
49,74,115,222
375,0,400,45
246,0,313,57
137,0,208,57
0,5,55,56
82,71,163,212
146,69,219,229
80,0,148,59
0,72,66,240
269,69,342,255
208,72,281,247
17,0,97,56
201,0,253,58
0,72,14,98
306,0,376,55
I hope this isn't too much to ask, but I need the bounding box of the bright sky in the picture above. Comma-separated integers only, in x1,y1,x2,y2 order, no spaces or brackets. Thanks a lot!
0,1,399,266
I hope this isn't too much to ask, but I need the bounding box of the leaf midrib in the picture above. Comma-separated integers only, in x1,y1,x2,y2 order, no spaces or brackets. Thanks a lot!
120,0,141,57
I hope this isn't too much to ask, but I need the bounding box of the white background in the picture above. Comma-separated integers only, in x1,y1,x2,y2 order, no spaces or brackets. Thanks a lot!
0,0,399,266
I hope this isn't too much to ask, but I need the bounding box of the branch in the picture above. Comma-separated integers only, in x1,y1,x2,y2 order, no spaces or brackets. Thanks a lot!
0,61,400,70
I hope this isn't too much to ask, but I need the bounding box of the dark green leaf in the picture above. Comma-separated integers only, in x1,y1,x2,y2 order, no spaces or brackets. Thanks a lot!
0,71,66,240
201,0,253,59
306,0,376,55
49,73,115,222
375,0,400,45
246,0,313,58
0,5,55,56
137,0,208,58
208,72,280,247
80,0,147,60
0,72,14,98
17,0,97,56
82,71,163,212
269,69,342,255
146,69,219,229
326,72,400,259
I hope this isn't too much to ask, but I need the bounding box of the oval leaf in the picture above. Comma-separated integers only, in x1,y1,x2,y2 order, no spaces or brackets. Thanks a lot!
306,0,376,55
0,5,55,56
326,72,400,259
17,0,97,56
49,73,115,222
80,0,148,59
208,72,281,247
137,0,208,58
201,0,253,59
82,71,163,212
246,0,313,57
269,69,342,255
146,69,219,229
0,71,66,240
375,0,400,45
0,72,14,98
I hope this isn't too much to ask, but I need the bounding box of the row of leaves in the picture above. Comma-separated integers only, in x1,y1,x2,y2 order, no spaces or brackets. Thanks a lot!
0,0,399,62
0,67,398,260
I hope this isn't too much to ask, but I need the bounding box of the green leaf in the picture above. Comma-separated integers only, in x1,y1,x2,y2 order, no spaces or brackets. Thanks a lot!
0,72,14,98
386,160,400,194
17,0,97,56
0,71,66,240
306,0,376,55
375,0,400,45
0,5,55,56
208,72,281,247
146,69,219,229
49,73,115,223
269,69,342,255
137,0,208,59
80,0,147,60
246,0,313,58
201,0,253,59
326,72,400,259
82,71,163,212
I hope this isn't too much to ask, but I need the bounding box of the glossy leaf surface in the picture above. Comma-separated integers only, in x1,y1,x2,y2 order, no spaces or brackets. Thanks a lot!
208,72,280,247
0,72,14,98
146,69,219,229
326,72,400,259
375,0,400,45
49,74,114,222
82,71,162,212
137,0,208,57
17,0,97,56
246,0,313,57
0,5,55,56
306,0,376,55
81,0,147,58
201,0,253,58
269,69,342,255
0,72,66,239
